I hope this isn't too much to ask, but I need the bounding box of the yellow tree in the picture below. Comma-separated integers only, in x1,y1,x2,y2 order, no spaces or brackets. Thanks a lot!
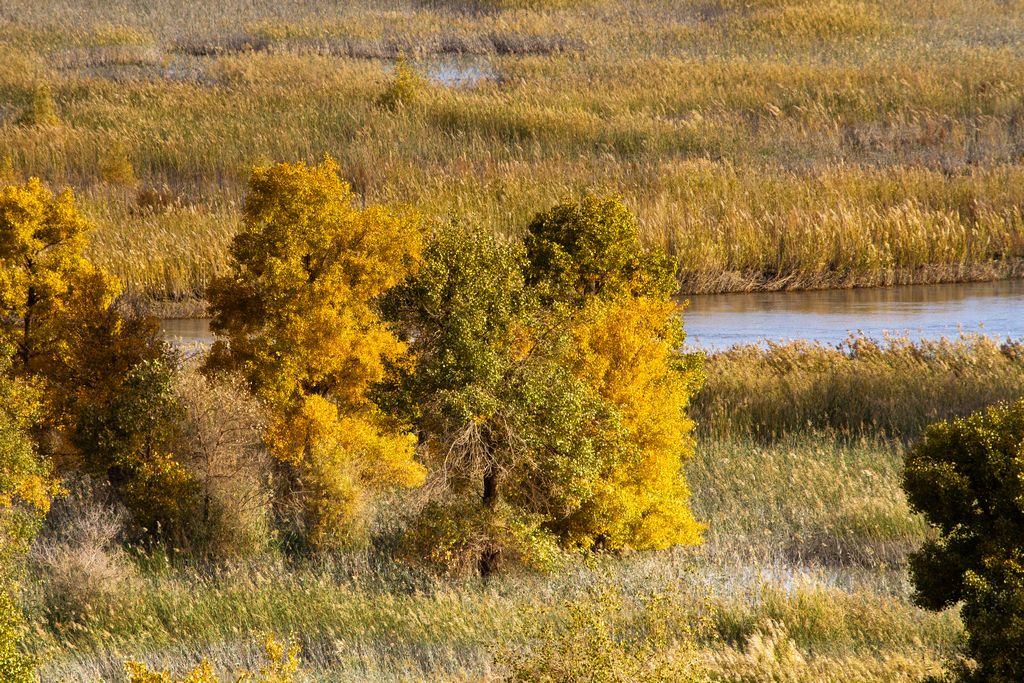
527,196,705,553
0,178,122,430
206,158,425,549
0,351,60,682
555,296,704,549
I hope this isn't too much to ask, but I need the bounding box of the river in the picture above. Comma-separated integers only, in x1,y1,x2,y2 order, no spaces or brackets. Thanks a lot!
160,279,1024,351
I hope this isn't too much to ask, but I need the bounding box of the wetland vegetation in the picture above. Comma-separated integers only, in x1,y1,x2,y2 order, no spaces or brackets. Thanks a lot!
3,0,1024,310
2,1,1024,681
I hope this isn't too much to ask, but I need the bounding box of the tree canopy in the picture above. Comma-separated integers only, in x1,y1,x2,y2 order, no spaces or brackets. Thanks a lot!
381,196,704,576
0,178,122,428
206,158,425,548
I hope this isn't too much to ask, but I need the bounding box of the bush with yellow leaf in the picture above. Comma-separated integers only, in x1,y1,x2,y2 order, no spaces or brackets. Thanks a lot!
125,636,302,683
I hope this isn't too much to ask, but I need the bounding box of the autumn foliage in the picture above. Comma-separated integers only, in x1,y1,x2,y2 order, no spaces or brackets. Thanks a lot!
205,158,425,548
0,178,121,425
0,356,59,681
380,196,704,575
0,169,707,683
526,197,704,553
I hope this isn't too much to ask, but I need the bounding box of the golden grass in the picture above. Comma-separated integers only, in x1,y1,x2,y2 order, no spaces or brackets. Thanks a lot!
2,0,1024,306
694,333,1024,438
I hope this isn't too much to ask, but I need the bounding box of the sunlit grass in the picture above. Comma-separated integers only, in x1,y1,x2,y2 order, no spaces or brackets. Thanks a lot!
29,430,959,681
694,333,1024,439
2,0,1024,305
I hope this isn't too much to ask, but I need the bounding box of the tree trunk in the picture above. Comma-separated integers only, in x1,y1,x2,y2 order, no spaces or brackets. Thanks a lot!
479,465,499,579
20,284,35,370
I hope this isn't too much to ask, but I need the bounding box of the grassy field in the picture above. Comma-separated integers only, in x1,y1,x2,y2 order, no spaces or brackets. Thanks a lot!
27,335,1024,681
29,434,959,682
3,0,1024,308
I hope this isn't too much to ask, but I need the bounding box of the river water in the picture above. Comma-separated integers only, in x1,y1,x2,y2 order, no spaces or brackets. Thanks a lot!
681,279,1024,350
160,279,1024,351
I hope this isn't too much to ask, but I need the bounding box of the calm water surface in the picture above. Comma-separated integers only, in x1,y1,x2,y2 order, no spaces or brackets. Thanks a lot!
161,280,1024,351
681,279,1024,350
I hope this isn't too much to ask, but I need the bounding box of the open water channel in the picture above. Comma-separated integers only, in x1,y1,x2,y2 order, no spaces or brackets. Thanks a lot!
160,279,1024,351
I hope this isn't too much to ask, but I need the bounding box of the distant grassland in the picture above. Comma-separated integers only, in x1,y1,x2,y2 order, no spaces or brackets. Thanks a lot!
3,0,1024,305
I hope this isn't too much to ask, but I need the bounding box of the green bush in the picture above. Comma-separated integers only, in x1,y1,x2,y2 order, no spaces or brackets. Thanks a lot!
378,55,425,111
903,397,1024,682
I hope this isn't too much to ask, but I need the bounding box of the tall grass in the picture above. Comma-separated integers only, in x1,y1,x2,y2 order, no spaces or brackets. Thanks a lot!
31,430,957,681
2,0,1024,306
694,334,1024,439
25,333,1008,680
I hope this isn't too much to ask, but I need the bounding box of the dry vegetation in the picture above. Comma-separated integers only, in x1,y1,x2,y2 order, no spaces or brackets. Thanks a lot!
695,333,1024,439
2,0,1024,309
26,431,961,682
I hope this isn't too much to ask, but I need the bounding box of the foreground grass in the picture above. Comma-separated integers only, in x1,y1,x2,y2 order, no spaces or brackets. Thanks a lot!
23,334,1020,680
29,433,958,682
3,0,1024,305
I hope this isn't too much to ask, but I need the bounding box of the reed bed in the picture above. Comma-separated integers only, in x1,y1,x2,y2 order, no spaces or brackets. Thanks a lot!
694,333,1024,439
2,0,1024,305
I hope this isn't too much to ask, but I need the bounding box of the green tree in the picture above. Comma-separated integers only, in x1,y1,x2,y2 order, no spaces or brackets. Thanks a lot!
903,398,1024,683
524,195,676,304
206,158,425,550
379,223,606,576
73,359,196,547
380,200,704,575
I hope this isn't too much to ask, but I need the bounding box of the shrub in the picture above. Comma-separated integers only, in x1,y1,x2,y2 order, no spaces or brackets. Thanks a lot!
378,54,425,110
31,480,134,628
524,195,676,304
125,635,302,683
0,591,35,683
903,398,1024,682
74,358,198,547
100,143,138,187
134,185,183,215
172,365,272,560
497,586,705,682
